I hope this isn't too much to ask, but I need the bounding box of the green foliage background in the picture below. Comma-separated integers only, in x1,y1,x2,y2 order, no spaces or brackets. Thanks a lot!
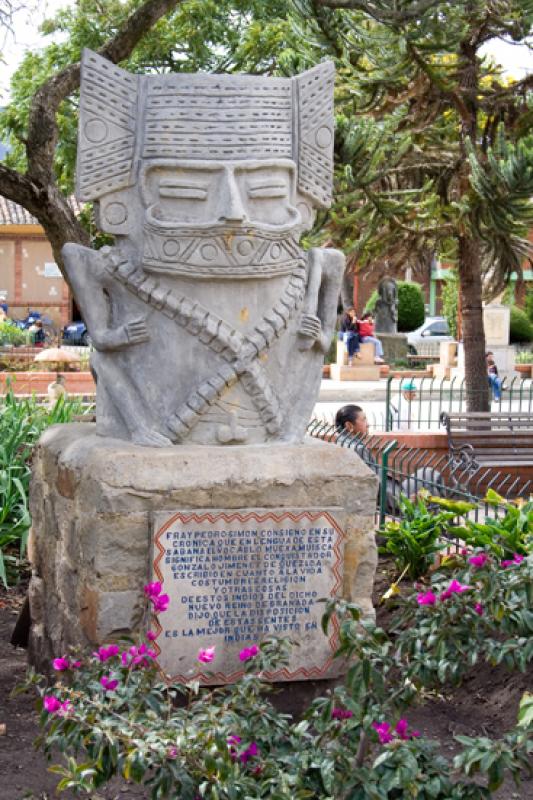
365,281,425,332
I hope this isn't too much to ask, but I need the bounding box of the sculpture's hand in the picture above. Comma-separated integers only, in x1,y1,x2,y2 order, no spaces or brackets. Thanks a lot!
125,317,150,345
298,313,322,351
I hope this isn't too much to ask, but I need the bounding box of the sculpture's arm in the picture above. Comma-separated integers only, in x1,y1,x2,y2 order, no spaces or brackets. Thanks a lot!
61,243,149,351
298,247,345,353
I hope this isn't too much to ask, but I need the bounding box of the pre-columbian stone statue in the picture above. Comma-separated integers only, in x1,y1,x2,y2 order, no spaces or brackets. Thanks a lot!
63,50,345,447
374,275,398,335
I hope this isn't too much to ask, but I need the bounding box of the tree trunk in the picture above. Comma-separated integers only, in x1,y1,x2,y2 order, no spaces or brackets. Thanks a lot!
457,233,489,412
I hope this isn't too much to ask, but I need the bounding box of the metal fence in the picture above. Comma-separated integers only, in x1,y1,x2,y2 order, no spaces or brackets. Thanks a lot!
385,375,533,431
306,419,531,526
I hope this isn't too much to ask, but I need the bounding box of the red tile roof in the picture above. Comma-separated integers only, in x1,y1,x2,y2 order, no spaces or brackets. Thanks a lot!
0,195,83,226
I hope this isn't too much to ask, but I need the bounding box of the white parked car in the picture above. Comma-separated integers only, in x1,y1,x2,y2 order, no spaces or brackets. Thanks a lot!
406,317,454,356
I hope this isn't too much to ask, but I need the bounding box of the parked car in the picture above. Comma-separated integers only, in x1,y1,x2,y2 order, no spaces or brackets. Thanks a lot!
62,320,91,346
406,317,453,356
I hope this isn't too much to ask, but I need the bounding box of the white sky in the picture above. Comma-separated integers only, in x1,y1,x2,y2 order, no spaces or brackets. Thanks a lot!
0,1,532,99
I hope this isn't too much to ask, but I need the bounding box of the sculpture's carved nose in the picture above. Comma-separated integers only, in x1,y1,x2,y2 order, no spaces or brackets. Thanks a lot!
218,168,246,222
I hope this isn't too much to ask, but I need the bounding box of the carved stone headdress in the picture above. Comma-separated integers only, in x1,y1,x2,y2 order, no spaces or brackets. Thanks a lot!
77,49,335,213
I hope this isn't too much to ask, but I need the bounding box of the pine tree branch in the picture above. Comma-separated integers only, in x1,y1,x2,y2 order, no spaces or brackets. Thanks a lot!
25,0,187,186
315,0,443,22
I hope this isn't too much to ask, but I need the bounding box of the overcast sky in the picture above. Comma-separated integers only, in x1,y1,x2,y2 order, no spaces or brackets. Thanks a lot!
1,0,532,99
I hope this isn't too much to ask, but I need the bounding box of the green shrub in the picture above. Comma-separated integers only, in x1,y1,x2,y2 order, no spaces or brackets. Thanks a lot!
510,306,533,343
29,581,533,799
525,287,533,322
0,389,87,586
0,321,29,346
365,281,425,332
441,272,459,339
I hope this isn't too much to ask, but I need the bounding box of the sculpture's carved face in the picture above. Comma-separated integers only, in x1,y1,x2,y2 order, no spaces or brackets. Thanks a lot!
139,159,305,278
141,159,301,233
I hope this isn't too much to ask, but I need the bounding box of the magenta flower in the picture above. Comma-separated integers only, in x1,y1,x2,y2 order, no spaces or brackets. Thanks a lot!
372,721,393,744
121,644,156,669
395,719,420,740
228,734,242,760
167,746,178,759
332,707,353,720
440,579,471,600
417,590,437,606
100,675,118,692
71,660,82,669
198,646,216,664
94,644,120,662
52,656,70,671
146,630,157,641
239,644,260,662
43,695,62,713
474,603,484,616
144,581,162,598
239,742,259,764
468,553,489,568
152,594,170,613
501,553,525,568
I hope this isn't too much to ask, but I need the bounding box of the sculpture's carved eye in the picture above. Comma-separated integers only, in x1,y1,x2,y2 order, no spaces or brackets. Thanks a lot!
159,179,208,201
247,182,287,200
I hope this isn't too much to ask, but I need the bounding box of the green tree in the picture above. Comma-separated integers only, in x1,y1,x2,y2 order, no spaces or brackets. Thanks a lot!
289,0,533,411
0,0,294,265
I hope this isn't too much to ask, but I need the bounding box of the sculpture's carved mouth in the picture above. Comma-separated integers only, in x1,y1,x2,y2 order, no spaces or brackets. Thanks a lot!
144,205,303,235
142,223,304,279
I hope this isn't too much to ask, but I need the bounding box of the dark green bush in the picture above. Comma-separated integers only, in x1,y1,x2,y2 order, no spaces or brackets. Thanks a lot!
365,281,425,332
510,305,533,343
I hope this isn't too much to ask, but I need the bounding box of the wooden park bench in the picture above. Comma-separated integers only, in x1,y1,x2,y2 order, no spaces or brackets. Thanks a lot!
440,411,533,470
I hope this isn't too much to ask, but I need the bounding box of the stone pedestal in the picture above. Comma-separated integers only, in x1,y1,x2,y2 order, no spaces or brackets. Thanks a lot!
331,340,380,381
28,424,378,682
377,332,407,364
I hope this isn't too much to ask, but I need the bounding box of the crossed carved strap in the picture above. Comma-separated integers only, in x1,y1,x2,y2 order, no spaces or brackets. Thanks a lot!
102,249,306,441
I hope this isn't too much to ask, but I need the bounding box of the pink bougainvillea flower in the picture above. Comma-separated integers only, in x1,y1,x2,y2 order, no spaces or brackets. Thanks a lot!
100,675,118,692
395,719,420,740
332,707,354,720
440,579,471,600
94,644,120,662
239,644,260,662
71,660,82,669
43,695,62,713
227,735,242,746
152,594,170,613
144,581,162,598
239,742,259,764
146,630,157,641
227,734,242,760
52,656,70,671
167,746,178,759
372,721,393,744
502,553,525,568
468,553,489,568
474,603,484,616
460,548,469,556
417,591,437,606
197,646,216,664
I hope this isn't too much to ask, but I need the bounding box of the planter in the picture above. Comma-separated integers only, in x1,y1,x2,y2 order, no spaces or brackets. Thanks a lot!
322,364,331,378
0,371,96,395
514,363,533,377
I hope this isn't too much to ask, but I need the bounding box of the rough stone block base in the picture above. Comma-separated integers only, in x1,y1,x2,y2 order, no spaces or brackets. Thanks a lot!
28,424,378,681
378,333,407,364
330,364,381,381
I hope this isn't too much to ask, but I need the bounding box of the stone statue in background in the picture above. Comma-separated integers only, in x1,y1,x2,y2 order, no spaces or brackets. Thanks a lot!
62,50,344,447
375,276,398,334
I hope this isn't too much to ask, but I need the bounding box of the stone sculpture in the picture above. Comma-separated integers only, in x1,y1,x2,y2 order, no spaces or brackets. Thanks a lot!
63,50,345,447
374,275,398,334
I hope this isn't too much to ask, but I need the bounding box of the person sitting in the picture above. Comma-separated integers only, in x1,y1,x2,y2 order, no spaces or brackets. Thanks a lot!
339,306,361,366
357,312,385,364
334,403,442,513
486,352,502,402
30,320,46,346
